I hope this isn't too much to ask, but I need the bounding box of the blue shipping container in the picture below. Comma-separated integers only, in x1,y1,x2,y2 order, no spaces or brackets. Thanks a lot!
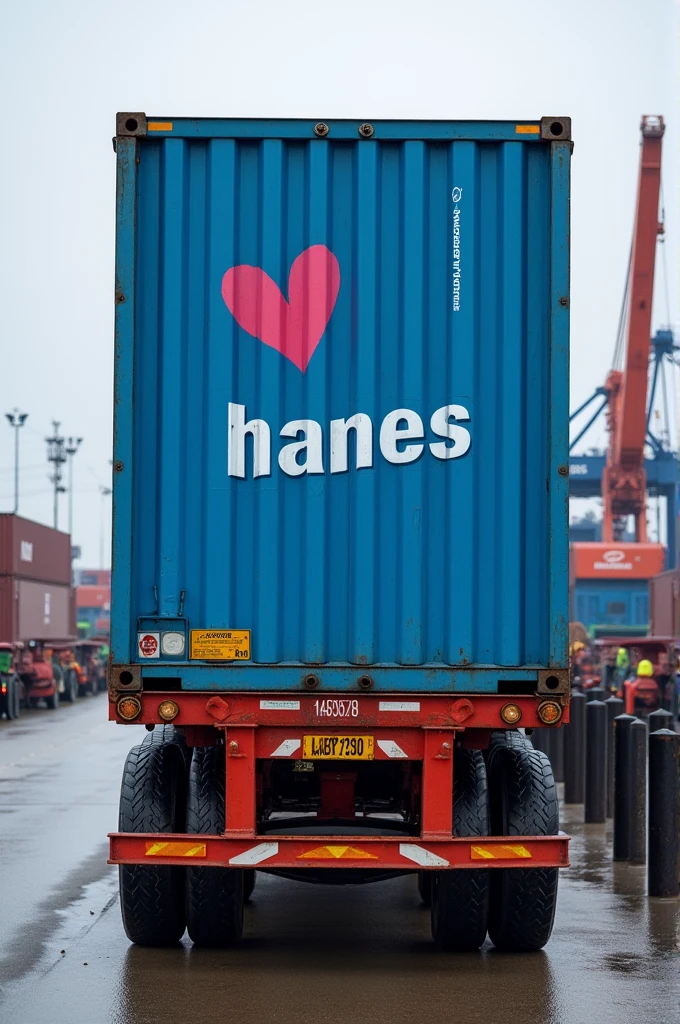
112,116,571,692
572,580,649,632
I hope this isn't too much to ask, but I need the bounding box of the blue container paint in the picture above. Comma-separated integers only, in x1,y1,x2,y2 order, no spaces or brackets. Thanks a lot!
112,117,571,692
572,581,650,632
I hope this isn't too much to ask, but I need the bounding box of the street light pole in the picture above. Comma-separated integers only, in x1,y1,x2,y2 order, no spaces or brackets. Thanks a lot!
5,410,29,515
99,486,112,569
45,421,67,529
65,437,83,540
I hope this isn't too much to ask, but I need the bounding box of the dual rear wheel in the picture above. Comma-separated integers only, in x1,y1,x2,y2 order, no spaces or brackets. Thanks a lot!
119,730,558,951
119,730,248,947
428,738,559,952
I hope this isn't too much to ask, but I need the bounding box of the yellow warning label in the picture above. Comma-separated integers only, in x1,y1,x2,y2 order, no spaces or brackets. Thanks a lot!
515,125,540,134
145,841,207,858
148,121,173,131
297,845,378,860
470,844,532,860
190,629,251,661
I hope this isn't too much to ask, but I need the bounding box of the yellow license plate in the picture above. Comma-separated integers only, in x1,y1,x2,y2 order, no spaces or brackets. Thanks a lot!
302,735,374,760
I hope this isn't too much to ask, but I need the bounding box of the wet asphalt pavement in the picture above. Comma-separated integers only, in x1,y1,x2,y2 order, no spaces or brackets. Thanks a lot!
1,698,678,1024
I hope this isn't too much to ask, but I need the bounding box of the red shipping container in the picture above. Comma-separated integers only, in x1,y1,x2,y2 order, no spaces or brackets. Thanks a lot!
76,584,111,610
649,569,680,637
570,542,666,581
0,515,72,585
0,576,75,643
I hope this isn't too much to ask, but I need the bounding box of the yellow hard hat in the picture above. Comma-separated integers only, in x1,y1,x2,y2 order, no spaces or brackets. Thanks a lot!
573,642,586,652
637,659,654,678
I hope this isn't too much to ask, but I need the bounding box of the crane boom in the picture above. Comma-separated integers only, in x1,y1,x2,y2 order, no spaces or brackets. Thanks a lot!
602,115,665,542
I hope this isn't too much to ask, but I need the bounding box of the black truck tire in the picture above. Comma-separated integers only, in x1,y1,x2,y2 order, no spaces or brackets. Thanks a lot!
119,741,187,946
141,724,191,771
45,689,59,710
4,675,21,719
487,743,559,952
186,746,244,947
417,871,432,906
430,749,490,951
243,870,256,902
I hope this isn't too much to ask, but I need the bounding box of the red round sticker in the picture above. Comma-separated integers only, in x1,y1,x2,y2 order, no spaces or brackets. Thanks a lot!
139,634,158,657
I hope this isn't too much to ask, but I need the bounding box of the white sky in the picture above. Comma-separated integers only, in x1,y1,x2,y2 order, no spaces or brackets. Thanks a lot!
0,0,677,566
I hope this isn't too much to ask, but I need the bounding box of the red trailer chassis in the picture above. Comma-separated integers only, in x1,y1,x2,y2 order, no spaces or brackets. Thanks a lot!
108,691,570,872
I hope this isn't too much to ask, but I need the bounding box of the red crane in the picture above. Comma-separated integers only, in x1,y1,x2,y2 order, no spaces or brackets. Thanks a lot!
602,115,665,542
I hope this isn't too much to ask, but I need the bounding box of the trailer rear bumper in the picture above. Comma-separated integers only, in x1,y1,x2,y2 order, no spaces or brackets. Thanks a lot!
109,831,570,870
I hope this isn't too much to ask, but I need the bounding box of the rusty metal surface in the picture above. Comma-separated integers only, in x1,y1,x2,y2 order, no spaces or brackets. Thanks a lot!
0,702,678,1023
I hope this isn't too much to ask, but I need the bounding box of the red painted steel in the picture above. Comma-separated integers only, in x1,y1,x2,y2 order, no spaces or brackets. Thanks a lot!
421,730,454,839
225,727,257,837
16,580,74,642
109,691,569,870
76,585,111,609
570,542,666,580
650,569,680,637
108,832,570,870
109,692,570,730
0,515,72,585
602,116,665,542
0,576,76,643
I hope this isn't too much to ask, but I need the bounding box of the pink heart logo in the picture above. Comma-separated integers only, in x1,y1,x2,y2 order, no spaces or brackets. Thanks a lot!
221,244,341,373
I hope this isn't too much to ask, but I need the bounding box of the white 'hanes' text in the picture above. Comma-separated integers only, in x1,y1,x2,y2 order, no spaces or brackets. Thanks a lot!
227,403,471,479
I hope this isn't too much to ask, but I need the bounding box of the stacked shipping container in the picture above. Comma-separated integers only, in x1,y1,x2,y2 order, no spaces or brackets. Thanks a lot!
0,515,75,642
649,569,680,637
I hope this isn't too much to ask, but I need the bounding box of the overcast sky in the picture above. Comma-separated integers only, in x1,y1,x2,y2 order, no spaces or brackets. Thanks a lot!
0,0,677,565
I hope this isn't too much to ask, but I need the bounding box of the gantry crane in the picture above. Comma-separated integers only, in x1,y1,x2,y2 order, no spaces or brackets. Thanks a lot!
602,115,665,542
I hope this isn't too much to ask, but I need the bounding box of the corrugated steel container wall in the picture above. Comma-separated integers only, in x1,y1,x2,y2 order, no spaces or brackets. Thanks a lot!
113,119,570,686
572,580,650,631
16,580,74,642
650,569,680,637
0,515,72,585
0,577,17,640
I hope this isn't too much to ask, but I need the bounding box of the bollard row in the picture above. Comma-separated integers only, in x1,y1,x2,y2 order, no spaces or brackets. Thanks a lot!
647,729,679,898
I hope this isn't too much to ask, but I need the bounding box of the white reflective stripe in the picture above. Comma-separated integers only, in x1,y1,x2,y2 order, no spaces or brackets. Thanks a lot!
229,842,279,866
399,843,449,867
377,740,408,759
270,739,301,757
260,700,301,710
378,701,420,712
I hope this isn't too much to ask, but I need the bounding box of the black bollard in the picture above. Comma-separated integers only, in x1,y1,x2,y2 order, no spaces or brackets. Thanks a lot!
530,728,548,754
605,696,624,818
585,700,607,823
587,686,606,703
613,714,636,860
628,719,647,865
647,708,673,733
648,729,680,898
564,691,586,804
551,724,565,783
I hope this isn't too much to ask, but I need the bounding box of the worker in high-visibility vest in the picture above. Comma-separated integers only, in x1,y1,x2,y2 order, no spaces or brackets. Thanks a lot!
621,659,659,715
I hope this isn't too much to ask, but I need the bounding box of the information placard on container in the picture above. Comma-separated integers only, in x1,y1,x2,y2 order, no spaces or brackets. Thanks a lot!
190,630,250,661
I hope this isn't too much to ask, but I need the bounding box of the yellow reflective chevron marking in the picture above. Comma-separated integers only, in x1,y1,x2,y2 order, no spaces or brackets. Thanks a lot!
471,844,532,860
145,841,207,858
297,845,378,860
